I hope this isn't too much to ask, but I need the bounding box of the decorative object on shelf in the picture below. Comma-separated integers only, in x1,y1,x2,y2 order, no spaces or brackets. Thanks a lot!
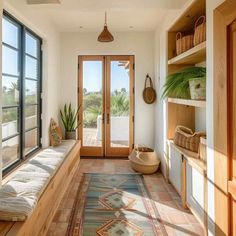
161,67,206,99
143,74,156,104
193,16,206,46
189,77,206,100
174,126,206,153
60,103,80,140
97,12,114,43
49,118,62,146
176,32,194,55
129,145,160,174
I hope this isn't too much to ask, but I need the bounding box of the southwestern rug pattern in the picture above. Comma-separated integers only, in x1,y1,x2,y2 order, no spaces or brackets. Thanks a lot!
67,173,167,236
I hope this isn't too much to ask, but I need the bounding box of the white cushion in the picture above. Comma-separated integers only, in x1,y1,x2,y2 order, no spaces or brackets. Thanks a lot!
0,140,76,221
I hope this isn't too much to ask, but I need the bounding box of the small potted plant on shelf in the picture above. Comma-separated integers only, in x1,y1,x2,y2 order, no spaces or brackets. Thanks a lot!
162,67,206,100
60,103,80,140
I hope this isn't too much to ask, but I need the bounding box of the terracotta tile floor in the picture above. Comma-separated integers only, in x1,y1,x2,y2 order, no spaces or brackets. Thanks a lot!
46,159,204,236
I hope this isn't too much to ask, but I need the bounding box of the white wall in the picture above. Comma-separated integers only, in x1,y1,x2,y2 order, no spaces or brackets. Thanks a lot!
60,31,155,148
154,10,179,178
3,1,61,147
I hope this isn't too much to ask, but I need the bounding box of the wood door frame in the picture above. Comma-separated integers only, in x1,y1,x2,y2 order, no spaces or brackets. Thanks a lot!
105,55,134,157
78,55,105,157
78,55,135,157
214,1,236,235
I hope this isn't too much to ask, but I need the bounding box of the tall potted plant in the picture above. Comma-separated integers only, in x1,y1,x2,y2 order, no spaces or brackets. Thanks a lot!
162,67,206,100
60,103,80,140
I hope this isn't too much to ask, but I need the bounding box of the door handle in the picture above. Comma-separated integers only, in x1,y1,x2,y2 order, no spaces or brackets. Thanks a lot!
107,113,110,124
102,113,105,124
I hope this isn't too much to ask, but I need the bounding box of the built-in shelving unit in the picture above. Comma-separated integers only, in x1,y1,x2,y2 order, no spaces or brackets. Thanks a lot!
168,98,206,108
165,0,207,233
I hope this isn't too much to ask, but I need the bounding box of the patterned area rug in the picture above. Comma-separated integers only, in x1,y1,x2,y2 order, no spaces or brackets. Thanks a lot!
67,173,167,236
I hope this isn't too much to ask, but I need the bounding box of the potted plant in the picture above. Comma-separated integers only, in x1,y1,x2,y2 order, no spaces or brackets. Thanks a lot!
162,67,206,100
60,103,80,140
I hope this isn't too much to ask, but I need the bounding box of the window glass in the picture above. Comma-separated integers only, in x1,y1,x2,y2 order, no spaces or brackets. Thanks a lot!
2,136,20,169
25,33,38,57
25,105,38,130
2,46,19,75
25,79,38,104
25,56,37,79
3,18,19,48
2,107,19,140
2,76,19,106
25,128,38,155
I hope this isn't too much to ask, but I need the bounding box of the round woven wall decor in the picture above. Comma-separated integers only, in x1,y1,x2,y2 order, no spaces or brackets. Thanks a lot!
143,74,156,104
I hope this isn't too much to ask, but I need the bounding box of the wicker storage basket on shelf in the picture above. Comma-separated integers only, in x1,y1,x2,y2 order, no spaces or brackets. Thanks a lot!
176,32,194,55
173,126,206,153
193,15,206,46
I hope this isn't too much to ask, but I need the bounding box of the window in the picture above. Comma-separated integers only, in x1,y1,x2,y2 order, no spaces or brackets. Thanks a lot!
2,12,42,173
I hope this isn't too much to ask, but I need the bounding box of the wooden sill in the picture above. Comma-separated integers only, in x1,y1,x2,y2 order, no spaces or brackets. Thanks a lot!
168,41,206,65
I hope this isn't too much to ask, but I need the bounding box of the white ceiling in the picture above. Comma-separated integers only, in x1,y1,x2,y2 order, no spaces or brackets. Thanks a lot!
7,0,187,32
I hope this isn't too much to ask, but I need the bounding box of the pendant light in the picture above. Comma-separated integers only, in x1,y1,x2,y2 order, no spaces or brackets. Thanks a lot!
98,12,114,43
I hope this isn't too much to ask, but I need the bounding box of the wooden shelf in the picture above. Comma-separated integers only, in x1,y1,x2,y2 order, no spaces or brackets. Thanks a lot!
168,140,206,174
168,98,206,108
168,41,206,65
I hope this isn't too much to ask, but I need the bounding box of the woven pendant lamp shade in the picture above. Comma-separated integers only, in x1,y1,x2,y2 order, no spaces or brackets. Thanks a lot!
98,12,114,42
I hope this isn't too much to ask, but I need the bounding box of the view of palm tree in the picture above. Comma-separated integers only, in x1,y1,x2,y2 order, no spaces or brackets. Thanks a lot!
83,88,129,128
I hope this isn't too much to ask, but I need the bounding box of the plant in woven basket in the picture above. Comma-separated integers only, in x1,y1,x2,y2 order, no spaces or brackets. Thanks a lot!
161,67,206,99
60,103,80,139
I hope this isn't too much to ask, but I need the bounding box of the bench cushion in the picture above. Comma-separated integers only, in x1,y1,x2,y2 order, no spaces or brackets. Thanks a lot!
0,140,76,221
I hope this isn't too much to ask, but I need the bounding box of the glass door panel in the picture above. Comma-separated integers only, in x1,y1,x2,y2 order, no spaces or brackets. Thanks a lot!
110,61,130,147
79,56,104,156
106,56,134,157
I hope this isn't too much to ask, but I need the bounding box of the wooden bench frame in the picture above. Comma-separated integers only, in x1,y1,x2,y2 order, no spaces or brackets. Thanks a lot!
0,141,81,236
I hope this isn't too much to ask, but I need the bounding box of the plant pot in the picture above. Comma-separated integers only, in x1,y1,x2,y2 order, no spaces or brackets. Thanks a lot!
189,78,206,100
65,131,76,140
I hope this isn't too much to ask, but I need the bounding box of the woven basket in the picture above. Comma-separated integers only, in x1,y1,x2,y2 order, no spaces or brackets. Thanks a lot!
193,16,206,46
174,126,206,153
176,32,182,55
129,147,160,174
176,32,194,55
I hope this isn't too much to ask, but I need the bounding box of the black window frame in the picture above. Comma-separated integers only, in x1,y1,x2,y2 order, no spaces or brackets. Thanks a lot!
2,10,42,176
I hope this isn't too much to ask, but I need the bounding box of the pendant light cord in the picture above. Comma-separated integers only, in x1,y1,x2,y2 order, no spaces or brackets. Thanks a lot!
105,12,107,26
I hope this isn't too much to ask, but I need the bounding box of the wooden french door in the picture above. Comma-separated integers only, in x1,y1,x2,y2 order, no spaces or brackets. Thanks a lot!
228,19,236,236
78,55,134,157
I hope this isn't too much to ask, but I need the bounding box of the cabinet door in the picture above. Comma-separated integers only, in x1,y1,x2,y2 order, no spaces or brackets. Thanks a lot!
186,162,204,223
169,145,182,194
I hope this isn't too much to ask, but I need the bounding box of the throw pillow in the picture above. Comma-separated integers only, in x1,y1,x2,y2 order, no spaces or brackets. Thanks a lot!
49,118,62,146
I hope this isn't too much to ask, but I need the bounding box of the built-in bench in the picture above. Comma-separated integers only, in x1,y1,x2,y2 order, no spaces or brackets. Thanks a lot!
0,140,81,236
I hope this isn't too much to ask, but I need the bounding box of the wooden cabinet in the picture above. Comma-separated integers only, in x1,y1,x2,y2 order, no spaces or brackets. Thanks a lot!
168,144,182,194
168,140,207,232
186,162,205,224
